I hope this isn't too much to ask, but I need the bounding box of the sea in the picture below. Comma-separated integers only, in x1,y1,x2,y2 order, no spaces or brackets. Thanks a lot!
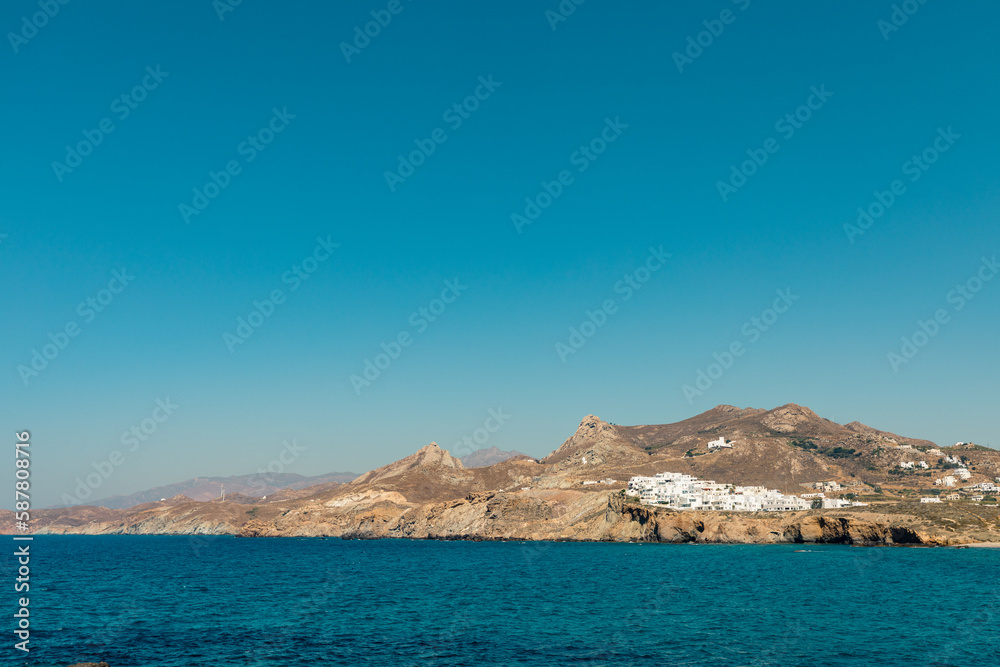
6,536,999,666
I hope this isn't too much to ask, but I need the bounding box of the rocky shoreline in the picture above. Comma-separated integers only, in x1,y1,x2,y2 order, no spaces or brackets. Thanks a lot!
24,491,996,547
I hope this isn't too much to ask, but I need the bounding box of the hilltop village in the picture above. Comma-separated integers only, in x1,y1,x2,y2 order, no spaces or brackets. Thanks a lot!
626,436,999,511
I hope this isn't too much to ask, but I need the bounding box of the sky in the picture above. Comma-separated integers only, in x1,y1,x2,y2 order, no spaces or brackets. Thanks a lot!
3,1,999,509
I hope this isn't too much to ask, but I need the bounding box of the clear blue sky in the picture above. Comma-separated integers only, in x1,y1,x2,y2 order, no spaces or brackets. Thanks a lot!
3,1,998,508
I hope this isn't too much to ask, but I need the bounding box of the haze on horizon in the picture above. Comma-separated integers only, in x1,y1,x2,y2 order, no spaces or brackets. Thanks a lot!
3,1,998,509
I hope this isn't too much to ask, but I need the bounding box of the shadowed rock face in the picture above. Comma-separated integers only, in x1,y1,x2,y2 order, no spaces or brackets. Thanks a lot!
7,404,1000,545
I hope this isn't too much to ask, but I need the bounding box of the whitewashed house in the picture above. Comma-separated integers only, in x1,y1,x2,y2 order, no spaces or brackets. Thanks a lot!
626,471,809,512
707,437,733,450
920,497,942,503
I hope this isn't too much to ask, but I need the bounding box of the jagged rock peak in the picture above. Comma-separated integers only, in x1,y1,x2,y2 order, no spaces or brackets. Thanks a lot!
571,415,622,440
410,442,463,469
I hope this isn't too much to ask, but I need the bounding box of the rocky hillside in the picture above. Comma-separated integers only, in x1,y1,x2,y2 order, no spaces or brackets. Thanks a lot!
7,404,1000,545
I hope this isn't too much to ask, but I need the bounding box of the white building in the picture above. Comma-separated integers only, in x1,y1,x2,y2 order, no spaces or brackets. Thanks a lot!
944,493,960,501
900,462,915,470
707,437,733,450
918,461,929,469
821,498,851,509
928,449,943,455
920,497,942,503
899,444,913,450
626,471,809,512
954,468,971,480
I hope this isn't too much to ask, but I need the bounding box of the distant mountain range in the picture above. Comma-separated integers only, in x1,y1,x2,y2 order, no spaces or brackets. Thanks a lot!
64,471,358,510
459,446,531,468
67,448,529,510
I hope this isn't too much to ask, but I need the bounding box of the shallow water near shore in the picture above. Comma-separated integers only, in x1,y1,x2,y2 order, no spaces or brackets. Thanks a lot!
9,536,1000,666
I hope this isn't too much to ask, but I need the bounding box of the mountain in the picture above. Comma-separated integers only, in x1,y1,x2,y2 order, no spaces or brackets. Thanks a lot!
460,446,532,468
63,471,358,510
12,404,1000,546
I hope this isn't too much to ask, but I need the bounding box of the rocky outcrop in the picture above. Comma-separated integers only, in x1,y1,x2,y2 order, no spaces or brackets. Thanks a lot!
542,415,647,470
33,488,988,547
615,500,969,546
760,404,822,433
351,442,463,486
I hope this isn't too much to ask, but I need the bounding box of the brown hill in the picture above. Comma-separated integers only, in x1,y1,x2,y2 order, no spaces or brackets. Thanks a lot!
7,404,999,544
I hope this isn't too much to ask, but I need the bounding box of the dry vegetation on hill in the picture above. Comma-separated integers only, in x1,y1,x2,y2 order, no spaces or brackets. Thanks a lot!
6,404,999,546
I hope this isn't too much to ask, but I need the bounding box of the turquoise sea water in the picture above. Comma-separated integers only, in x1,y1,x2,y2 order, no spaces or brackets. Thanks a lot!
6,536,999,666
